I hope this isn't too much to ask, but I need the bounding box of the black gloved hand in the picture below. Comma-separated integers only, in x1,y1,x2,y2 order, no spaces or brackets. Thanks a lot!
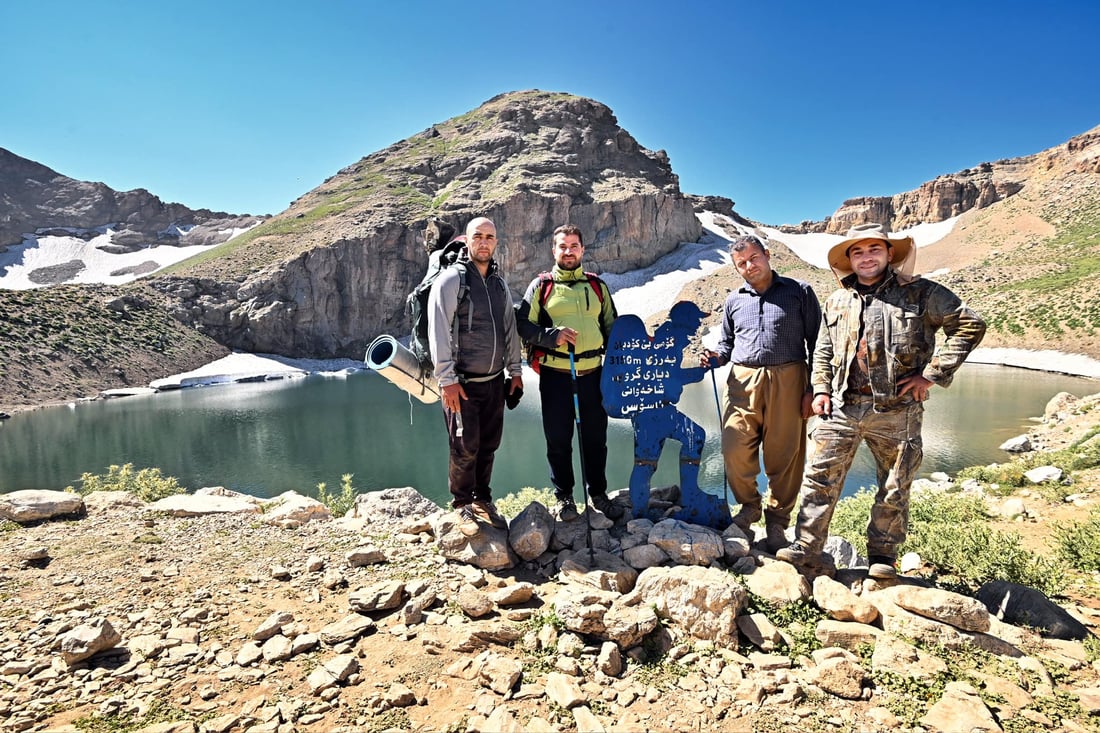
505,386,523,410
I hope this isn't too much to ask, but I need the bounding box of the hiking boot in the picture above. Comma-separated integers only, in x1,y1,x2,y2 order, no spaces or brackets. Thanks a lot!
556,497,580,522
589,492,622,520
471,500,508,530
730,505,762,536
868,555,898,580
456,504,481,537
764,522,789,554
775,542,836,576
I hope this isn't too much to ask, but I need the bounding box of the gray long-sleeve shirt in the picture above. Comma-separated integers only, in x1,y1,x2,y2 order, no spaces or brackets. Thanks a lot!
427,260,521,388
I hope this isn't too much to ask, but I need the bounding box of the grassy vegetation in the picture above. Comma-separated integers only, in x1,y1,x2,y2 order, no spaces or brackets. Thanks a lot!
957,425,1100,493
0,285,213,364
316,473,359,517
69,463,186,502
740,591,826,659
72,699,200,732
969,214,1100,342
829,489,1067,595
495,486,558,518
1052,506,1100,571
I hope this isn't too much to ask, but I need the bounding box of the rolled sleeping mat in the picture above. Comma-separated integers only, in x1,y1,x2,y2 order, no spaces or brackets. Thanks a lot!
364,335,441,404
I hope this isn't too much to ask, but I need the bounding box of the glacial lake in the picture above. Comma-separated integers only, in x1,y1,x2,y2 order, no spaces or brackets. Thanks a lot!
0,363,1096,507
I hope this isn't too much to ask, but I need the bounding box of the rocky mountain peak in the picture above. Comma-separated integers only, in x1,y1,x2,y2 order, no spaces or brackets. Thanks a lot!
0,147,261,253
159,90,702,358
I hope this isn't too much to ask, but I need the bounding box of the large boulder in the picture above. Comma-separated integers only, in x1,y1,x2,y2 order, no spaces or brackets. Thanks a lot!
0,490,85,523
977,580,1092,640
634,565,747,647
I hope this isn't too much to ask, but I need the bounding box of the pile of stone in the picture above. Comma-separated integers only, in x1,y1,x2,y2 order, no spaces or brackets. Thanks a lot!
2,485,1099,732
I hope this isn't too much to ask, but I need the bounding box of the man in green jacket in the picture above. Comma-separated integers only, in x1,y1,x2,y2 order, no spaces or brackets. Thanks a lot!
777,223,986,578
517,224,619,521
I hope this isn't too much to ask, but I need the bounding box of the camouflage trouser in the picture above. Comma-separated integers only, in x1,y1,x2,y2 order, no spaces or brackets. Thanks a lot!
793,396,923,558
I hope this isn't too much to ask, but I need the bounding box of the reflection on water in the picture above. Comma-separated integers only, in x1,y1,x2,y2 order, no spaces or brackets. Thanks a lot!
1,363,1095,507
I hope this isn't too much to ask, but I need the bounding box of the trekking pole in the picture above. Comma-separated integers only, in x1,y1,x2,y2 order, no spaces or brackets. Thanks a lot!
708,359,732,508
568,344,595,562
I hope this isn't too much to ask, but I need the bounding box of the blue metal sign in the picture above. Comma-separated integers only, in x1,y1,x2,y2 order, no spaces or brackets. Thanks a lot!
601,301,732,529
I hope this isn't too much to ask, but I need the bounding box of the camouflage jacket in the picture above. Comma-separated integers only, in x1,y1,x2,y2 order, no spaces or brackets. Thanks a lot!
812,270,987,411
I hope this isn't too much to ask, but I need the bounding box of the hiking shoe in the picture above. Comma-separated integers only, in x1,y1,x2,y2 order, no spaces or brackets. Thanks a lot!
556,497,580,522
589,493,622,520
868,555,898,580
775,542,836,576
764,523,789,554
730,505,762,535
456,504,481,537
471,500,508,530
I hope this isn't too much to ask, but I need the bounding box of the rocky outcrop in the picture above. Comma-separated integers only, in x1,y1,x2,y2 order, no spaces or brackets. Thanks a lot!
781,126,1100,236
824,161,1027,234
154,91,703,358
0,147,263,251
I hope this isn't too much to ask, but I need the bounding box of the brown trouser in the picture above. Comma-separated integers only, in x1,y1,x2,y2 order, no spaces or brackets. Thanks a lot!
722,362,808,527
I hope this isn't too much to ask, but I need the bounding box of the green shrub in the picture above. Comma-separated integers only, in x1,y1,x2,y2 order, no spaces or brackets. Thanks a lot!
1052,507,1100,572
495,486,557,518
73,698,192,732
912,520,1066,596
830,488,1065,595
827,488,876,557
315,473,358,517
73,463,185,502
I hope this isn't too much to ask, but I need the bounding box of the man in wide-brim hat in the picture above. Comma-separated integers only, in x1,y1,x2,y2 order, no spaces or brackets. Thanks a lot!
777,222,987,579
826,223,916,283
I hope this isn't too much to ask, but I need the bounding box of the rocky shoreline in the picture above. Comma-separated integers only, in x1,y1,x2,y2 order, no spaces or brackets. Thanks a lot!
3,390,1100,733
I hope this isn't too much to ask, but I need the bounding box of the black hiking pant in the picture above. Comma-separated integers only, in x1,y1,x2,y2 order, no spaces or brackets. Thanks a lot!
444,373,506,508
539,366,608,500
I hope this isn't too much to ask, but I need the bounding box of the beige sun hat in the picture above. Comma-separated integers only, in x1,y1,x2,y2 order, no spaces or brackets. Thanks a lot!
827,223,916,281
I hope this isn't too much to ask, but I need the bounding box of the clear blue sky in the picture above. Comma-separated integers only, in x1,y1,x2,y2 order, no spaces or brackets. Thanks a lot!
3,0,1099,226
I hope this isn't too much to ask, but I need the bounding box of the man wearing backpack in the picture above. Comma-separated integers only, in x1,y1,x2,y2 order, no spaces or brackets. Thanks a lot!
517,224,619,521
428,217,523,537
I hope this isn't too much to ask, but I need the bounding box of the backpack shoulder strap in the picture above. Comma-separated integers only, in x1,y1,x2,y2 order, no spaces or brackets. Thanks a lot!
584,272,606,305
455,263,469,303
536,272,554,305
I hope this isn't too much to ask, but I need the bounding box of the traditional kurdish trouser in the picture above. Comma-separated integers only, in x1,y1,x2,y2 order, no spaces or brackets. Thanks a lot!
722,361,809,527
443,373,505,508
792,395,924,558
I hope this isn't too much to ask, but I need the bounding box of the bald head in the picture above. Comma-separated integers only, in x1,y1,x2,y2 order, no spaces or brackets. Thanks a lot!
465,217,499,270
466,217,496,239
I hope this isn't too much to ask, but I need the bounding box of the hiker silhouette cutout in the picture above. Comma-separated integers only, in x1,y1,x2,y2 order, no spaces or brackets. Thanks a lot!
601,301,732,529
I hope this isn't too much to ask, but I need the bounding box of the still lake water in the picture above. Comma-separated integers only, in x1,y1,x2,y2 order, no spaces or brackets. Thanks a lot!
0,364,1096,506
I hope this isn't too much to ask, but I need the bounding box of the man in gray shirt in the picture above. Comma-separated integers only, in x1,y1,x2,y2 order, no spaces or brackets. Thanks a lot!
428,217,523,537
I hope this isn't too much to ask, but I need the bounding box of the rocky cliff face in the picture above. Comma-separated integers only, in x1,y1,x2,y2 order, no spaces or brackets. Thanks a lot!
824,161,1027,234
776,127,1100,236
774,153,1040,236
154,91,702,359
0,148,262,252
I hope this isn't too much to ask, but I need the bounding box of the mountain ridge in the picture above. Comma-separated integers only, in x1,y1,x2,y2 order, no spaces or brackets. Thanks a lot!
148,90,703,358
0,147,264,256
1,96,1099,414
